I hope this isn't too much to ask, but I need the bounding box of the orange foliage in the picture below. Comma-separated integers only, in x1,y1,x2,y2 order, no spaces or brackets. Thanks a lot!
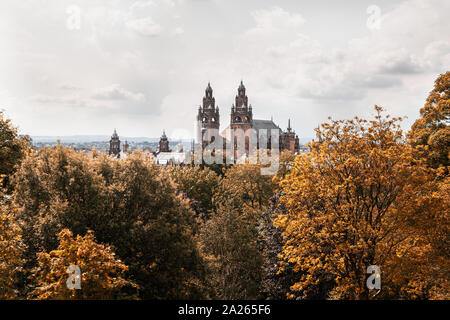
31,229,136,299
275,106,449,299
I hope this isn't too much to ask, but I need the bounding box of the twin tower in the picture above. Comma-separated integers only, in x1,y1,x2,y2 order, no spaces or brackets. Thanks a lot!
197,81,300,154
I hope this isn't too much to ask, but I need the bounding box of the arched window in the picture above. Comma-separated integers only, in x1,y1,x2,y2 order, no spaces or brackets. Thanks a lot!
235,116,241,122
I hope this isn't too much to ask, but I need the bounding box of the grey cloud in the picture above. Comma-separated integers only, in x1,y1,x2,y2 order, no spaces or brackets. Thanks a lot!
30,94,88,108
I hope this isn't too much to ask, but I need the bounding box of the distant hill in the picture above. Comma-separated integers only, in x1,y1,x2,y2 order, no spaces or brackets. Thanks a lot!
31,135,182,143
298,137,314,145
31,135,314,146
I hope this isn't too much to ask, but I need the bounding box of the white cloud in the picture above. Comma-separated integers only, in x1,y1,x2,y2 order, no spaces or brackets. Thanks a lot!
1,0,448,137
173,27,184,35
92,84,146,101
251,6,305,33
126,17,162,37
59,84,82,91
130,0,155,11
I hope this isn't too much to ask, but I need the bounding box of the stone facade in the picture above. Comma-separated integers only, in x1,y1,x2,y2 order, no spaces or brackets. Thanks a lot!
109,129,121,157
198,81,300,156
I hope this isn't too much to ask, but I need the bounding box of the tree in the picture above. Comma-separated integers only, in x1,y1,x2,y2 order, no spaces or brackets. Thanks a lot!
213,163,275,212
199,202,263,299
166,165,219,219
275,106,447,299
274,150,296,182
12,144,109,269
97,152,207,299
31,229,134,299
13,148,207,299
382,175,449,299
201,163,275,299
0,110,30,190
0,187,24,299
408,71,449,172
260,195,298,300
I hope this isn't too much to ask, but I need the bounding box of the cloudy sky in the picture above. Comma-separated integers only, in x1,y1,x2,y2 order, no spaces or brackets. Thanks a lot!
1,0,449,139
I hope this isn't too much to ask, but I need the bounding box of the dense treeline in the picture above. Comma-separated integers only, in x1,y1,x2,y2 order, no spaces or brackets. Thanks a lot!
0,72,448,299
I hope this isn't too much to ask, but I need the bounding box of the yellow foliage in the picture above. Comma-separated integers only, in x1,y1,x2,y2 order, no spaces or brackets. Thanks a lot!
276,106,449,299
31,229,136,300
0,199,24,299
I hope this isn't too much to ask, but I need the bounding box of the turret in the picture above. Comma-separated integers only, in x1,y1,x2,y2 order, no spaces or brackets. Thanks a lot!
109,129,121,157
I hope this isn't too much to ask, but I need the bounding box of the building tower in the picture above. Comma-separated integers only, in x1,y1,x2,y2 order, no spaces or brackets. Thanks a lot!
229,81,253,157
197,82,220,148
230,80,253,132
158,130,171,153
281,119,300,154
123,140,130,153
109,129,121,157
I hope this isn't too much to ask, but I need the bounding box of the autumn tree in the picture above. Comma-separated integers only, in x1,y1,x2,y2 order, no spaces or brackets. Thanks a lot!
199,201,263,299
260,195,298,300
0,186,24,299
13,148,207,299
274,150,296,182
408,71,449,172
383,175,449,299
105,153,207,299
213,163,275,212
275,106,447,299
0,110,30,190
166,165,219,218
31,229,134,299
12,144,108,269
196,162,276,299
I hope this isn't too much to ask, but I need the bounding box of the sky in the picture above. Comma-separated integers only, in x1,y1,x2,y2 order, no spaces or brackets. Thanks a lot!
0,0,449,140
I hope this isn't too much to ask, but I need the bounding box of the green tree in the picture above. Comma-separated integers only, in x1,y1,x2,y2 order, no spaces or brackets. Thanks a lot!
13,148,208,299
213,163,275,212
166,165,219,219
199,202,263,299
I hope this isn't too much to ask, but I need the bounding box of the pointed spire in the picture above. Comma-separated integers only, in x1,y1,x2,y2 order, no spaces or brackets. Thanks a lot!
239,80,245,90
288,119,291,132
206,82,212,93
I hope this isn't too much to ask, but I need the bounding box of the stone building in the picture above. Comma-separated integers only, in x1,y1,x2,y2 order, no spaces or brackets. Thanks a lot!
155,130,186,166
197,81,301,158
157,130,171,153
197,82,220,149
109,129,121,157
123,140,130,153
